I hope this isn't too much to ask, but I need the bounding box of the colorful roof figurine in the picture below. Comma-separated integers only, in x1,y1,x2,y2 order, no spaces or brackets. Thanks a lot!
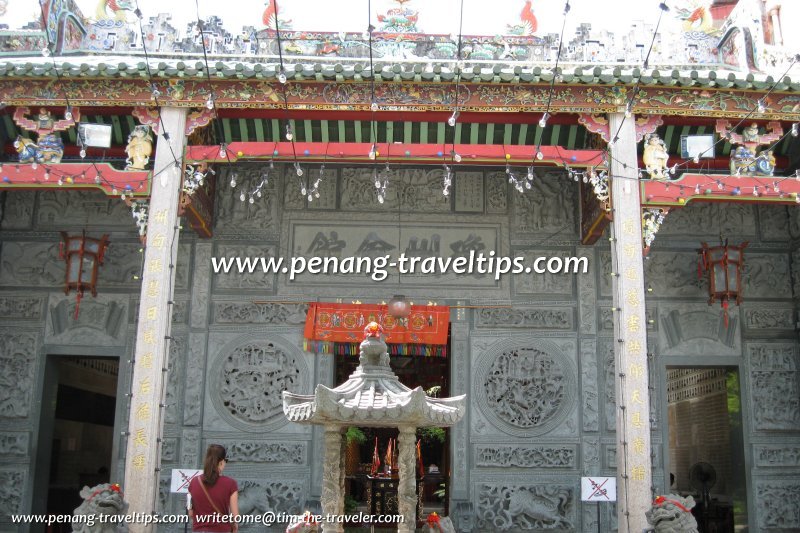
283,322,465,427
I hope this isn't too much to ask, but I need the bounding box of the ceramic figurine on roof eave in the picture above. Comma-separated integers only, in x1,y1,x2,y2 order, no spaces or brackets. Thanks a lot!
283,322,465,427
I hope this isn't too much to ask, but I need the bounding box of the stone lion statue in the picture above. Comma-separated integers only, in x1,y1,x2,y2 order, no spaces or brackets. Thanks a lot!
73,483,129,532
424,513,456,533
645,494,699,533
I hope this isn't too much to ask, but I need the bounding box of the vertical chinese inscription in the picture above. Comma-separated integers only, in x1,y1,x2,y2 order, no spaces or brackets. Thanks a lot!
608,112,651,533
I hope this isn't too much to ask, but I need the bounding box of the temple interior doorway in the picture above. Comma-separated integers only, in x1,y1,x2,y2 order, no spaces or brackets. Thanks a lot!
666,367,748,533
34,356,119,533
334,329,451,530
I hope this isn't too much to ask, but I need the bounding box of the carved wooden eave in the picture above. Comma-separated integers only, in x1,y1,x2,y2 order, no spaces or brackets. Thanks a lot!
0,162,151,198
641,173,800,208
0,58,797,120
283,336,465,428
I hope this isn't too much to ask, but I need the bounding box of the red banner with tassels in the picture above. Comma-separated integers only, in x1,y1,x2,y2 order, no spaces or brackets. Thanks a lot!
304,302,449,348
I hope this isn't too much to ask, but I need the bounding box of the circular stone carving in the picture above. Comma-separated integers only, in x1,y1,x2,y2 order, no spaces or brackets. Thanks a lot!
475,339,576,437
212,335,307,431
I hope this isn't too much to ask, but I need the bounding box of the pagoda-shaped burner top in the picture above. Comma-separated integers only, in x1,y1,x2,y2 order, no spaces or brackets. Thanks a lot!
283,322,465,427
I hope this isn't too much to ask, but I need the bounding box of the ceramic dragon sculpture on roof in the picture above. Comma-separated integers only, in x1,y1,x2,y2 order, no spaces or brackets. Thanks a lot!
95,0,134,22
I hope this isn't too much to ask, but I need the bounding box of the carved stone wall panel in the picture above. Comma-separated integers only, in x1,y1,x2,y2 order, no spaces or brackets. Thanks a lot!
226,476,305,517
45,294,128,346
758,206,790,241
213,301,308,325
581,339,599,432
598,251,612,298
0,241,61,286
36,190,132,229
790,207,800,238
600,338,616,433
451,323,469,500
576,248,596,335
0,330,38,419
206,333,309,433
0,468,25,517
98,241,149,288
513,249,576,297
474,306,573,330
281,165,306,211
474,444,576,469
0,432,29,457
582,437,600,476
659,203,755,237
755,480,800,530
340,167,450,212
644,251,706,298
598,305,613,333
306,167,338,211
0,192,35,229
164,335,186,425
792,248,800,298
181,428,201,468
454,171,485,213
217,440,306,465
216,165,280,236
473,336,578,438
183,333,206,426
0,295,44,320
485,172,508,214
161,437,177,463
212,243,277,290
748,343,800,431
190,243,212,328
511,173,577,237
742,253,792,299
743,304,795,334
474,480,576,531
287,220,501,288
657,303,741,357
754,444,800,468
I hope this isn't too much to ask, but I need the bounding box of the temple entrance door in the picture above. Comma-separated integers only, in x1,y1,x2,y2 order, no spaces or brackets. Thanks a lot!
665,366,748,533
31,356,121,533
335,333,451,528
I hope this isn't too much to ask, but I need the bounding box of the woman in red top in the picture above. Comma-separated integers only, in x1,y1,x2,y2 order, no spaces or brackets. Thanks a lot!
188,444,239,532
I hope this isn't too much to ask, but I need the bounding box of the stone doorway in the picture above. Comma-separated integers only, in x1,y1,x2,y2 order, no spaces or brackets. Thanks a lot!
666,367,747,532
33,356,120,532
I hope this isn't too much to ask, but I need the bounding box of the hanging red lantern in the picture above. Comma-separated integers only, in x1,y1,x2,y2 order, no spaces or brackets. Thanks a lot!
698,240,748,327
60,231,109,319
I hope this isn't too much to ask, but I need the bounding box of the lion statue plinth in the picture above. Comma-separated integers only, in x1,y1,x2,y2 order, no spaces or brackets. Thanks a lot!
645,494,699,533
73,483,129,532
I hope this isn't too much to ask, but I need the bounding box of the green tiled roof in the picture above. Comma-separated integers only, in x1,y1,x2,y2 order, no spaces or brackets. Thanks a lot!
0,56,797,92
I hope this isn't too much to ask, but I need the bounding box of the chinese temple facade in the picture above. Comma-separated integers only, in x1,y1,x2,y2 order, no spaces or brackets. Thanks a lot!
0,0,799,532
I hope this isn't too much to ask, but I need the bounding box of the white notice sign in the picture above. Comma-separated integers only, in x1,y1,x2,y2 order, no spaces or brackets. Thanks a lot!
170,469,202,493
581,476,616,502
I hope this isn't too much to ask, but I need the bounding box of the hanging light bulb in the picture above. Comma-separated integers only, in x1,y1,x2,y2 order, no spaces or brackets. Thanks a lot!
693,155,700,164
58,177,64,186
301,185,307,195
451,150,462,163
64,105,73,121
624,101,633,118
535,150,544,160
151,83,161,99
538,112,550,128
239,191,246,202
205,94,215,109
79,148,87,159
285,124,294,141
757,99,766,113
717,180,723,190
248,196,255,204
694,184,700,194
41,47,50,57
44,170,50,181
368,144,377,160
527,167,534,181
370,101,378,112
670,164,677,175
792,123,799,137
277,70,287,84
31,162,38,170
447,110,459,127
219,143,227,159
295,163,303,177
230,173,237,188
753,186,759,197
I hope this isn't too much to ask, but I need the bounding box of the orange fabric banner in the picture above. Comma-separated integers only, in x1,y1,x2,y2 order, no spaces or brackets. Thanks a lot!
304,302,449,345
